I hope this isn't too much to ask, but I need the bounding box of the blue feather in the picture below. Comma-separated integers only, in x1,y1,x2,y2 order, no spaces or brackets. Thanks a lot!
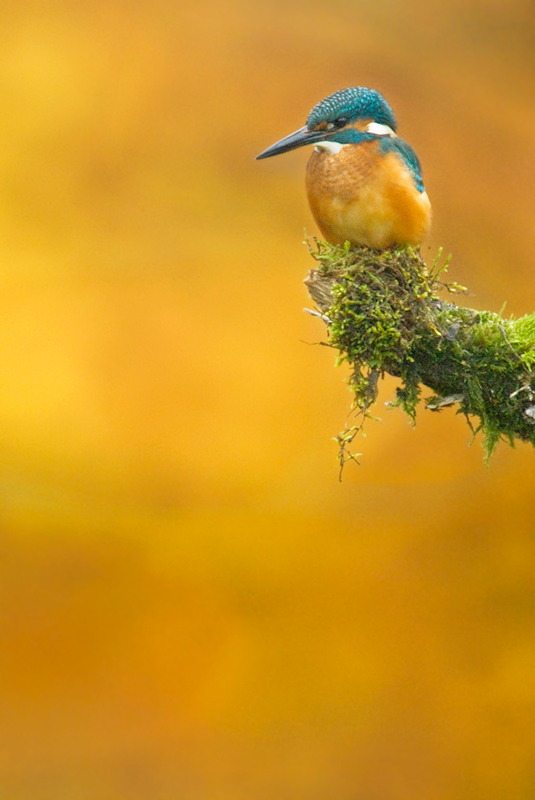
380,136,425,193
307,87,397,131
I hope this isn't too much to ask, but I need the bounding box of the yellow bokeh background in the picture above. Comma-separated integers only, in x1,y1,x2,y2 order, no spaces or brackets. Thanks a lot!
1,0,535,797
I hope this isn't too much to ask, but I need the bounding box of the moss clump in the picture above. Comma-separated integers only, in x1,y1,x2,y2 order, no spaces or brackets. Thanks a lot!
304,239,535,469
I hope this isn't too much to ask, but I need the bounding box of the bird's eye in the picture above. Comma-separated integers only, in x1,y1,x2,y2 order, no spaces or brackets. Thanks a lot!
333,116,348,129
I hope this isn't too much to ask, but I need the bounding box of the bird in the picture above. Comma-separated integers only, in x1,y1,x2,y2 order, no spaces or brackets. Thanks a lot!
256,87,431,250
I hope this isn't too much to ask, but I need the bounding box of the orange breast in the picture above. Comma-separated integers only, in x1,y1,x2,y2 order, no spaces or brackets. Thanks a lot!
305,140,431,249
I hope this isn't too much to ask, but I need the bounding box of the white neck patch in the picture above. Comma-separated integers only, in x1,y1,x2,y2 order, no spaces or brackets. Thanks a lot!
314,123,396,154
366,122,397,137
314,141,344,154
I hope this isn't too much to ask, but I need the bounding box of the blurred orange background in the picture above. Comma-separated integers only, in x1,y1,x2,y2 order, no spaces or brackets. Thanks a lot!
1,0,535,797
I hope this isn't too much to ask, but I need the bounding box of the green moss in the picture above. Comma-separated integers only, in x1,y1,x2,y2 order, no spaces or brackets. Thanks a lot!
305,239,535,470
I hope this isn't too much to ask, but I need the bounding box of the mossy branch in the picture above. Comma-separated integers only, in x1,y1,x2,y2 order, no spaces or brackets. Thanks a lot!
304,239,535,470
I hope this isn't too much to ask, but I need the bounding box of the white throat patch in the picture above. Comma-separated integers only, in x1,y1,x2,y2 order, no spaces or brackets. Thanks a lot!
314,141,344,154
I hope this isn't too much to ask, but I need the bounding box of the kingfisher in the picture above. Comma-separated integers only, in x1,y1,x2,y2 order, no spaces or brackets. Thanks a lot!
256,87,431,250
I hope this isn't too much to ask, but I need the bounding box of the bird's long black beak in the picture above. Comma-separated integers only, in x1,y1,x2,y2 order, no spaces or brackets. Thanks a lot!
255,125,330,160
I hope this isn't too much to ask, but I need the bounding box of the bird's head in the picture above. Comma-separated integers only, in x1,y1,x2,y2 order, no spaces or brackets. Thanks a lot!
256,87,397,160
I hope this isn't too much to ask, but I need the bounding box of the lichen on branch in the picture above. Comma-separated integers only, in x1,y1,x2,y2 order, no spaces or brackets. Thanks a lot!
304,239,535,469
